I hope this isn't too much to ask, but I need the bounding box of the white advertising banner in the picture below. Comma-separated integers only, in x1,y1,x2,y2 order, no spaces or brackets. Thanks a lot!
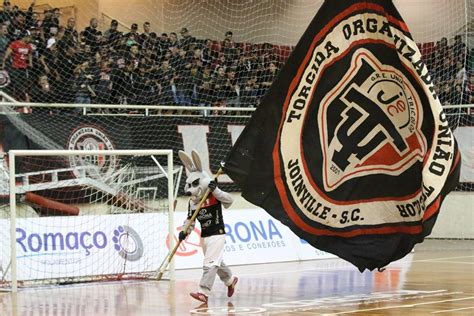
453,126,474,183
171,209,335,269
0,208,335,281
0,213,168,281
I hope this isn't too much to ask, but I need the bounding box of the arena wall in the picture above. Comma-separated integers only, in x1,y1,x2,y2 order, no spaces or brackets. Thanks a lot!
176,191,474,240
429,192,474,239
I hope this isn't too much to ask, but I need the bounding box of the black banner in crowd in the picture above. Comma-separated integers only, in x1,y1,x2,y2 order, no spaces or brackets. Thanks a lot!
224,0,461,271
1,113,249,192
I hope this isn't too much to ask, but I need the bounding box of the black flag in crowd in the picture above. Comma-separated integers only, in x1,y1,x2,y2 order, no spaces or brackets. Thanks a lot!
224,0,461,271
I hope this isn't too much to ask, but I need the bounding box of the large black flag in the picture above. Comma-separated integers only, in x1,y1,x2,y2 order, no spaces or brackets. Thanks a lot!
224,0,461,271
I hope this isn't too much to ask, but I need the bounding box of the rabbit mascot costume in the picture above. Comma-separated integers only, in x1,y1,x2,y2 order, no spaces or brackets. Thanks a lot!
178,150,238,303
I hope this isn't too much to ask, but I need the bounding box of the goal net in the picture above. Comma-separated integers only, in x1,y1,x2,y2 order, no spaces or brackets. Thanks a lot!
1,149,178,290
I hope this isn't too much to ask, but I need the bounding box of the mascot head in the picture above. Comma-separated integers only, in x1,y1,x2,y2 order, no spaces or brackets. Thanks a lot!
178,150,211,203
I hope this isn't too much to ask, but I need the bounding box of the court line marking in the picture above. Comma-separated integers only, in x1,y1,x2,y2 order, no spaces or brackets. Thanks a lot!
431,306,474,314
417,260,474,265
268,291,463,314
414,255,474,262
321,296,474,315
177,265,347,280
176,254,474,280
178,255,474,280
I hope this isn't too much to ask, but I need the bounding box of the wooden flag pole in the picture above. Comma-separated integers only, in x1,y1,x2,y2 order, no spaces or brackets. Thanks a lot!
156,167,224,280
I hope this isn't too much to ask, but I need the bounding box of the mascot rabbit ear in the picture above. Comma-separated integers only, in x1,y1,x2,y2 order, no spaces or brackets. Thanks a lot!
191,150,203,172
178,150,196,172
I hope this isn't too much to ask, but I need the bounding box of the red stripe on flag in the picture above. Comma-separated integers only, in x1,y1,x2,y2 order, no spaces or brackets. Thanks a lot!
422,197,441,222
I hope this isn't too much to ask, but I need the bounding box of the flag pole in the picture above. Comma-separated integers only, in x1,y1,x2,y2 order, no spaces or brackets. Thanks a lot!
156,167,224,280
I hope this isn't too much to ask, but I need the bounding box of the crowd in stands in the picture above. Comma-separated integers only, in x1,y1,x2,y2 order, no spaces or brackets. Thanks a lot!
0,1,284,111
422,35,473,107
0,1,472,114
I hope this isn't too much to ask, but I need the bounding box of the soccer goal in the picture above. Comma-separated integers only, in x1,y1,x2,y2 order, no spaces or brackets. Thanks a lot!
1,149,180,292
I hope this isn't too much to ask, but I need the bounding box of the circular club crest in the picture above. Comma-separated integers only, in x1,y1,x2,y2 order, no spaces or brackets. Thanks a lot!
67,126,117,178
275,9,434,228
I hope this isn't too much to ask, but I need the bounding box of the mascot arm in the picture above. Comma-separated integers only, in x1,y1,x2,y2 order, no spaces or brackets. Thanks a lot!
212,187,234,209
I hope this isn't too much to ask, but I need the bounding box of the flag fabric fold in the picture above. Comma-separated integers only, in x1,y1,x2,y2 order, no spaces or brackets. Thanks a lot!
224,0,461,271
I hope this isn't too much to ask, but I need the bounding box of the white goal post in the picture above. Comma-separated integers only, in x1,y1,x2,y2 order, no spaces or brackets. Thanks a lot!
4,149,177,292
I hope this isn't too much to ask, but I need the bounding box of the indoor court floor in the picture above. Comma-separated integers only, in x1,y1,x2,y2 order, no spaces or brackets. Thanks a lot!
0,239,473,315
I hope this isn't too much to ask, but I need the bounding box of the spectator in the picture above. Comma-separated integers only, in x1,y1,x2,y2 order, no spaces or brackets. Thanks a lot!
260,43,275,65
104,19,122,49
97,44,111,65
46,26,65,53
224,31,235,48
0,23,9,62
56,43,78,102
29,74,57,104
2,31,33,101
169,32,178,50
41,37,60,82
29,25,47,79
213,66,229,108
124,31,138,47
25,2,40,30
452,83,468,105
51,8,61,30
436,37,449,58
8,10,26,41
154,59,175,105
129,43,141,69
133,65,153,105
72,61,95,104
173,48,192,105
159,32,170,53
94,59,113,105
124,23,139,39
83,18,102,53
142,46,157,70
190,47,203,68
226,68,240,108
240,72,260,107
451,35,466,62
438,82,453,105
222,38,239,67
259,61,278,89
236,45,261,82
113,40,129,69
144,31,158,54
111,59,134,104
455,60,467,83
179,27,195,51
196,66,214,107
139,21,151,48
0,1,13,25
42,9,59,38
201,39,217,67
64,17,79,46
76,41,94,64
188,65,201,106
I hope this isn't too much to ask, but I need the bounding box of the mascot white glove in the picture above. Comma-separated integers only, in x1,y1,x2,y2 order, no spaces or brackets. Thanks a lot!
179,219,195,241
